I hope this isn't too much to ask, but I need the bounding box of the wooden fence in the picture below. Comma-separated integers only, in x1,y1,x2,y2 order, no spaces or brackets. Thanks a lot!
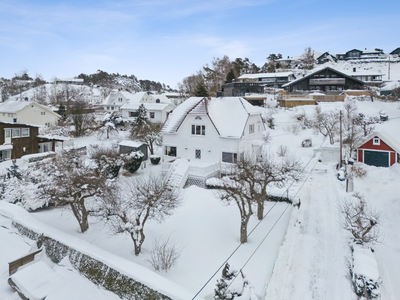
8,249,42,276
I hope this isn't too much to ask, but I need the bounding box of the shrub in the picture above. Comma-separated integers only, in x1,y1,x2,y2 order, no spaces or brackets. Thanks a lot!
350,165,367,178
146,237,181,272
277,145,288,157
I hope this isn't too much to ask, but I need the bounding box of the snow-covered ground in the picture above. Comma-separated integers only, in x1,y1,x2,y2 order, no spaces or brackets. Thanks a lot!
1,97,400,299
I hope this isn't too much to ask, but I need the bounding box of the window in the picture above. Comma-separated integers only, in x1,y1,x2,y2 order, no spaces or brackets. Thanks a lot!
21,128,30,137
118,97,123,102
13,118,17,123
165,146,177,157
111,106,114,110
38,142,52,153
249,124,255,134
222,152,237,163
12,128,20,138
106,106,110,110
41,111,46,115
129,111,139,117
195,149,201,159
149,112,155,119
373,138,380,145
191,125,205,135
4,150,11,160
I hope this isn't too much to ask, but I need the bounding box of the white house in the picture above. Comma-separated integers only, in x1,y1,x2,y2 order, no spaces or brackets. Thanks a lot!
120,92,175,123
0,100,60,127
161,97,265,187
102,90,137,112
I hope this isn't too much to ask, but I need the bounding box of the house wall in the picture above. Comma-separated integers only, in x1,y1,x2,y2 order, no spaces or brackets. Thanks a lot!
163,113,264,165
0,123,39,159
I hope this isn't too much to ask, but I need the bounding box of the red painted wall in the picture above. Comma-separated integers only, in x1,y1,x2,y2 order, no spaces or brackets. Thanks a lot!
358,149,363,163
391,152,396,165
359,136,394,151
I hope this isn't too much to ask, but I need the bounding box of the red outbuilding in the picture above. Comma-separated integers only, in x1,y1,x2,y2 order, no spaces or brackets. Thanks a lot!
357,130,400,167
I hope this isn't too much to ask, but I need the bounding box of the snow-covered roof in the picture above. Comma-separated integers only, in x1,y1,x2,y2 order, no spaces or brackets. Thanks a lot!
162,97,261,138
357,129,400,152
238,72,293,80
282,67,365,87
0,100,31,113
121,102,172,111
37,135,72,141
0,144,12,151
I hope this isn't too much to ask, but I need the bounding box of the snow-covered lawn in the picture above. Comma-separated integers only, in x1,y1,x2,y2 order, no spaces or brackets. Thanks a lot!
1,98,400,299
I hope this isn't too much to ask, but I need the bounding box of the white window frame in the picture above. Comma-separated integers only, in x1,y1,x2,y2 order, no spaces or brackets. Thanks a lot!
41,111,46,116
12,128,20,138
191,125,205,136
149,112,155,119
373,138,380,145
249,124,255,135
165,145,177,157
21,128,30,137
222,152,238,163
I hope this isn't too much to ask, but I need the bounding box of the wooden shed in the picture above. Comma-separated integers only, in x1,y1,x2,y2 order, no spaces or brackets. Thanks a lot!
357,130,400,167
119,140,148,160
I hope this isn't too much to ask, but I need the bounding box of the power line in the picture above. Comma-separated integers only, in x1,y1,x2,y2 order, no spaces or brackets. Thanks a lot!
192,137,328,299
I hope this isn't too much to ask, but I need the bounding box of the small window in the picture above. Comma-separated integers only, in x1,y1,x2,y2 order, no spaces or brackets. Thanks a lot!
21,128,30,137
191,125,205,135
150,112,155,119
165,146,177,157
195,149,201,159
129,111,139,118
222,152,237,163
4,149,11,160
12,128,20,138
373,138,380,145
13,118,17,123
249,124,255,134
41,111,46,115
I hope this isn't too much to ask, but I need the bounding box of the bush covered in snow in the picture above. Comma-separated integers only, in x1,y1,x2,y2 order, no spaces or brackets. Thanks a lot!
351,244,382,299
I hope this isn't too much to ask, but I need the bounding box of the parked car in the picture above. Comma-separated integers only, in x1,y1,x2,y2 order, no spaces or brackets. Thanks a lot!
379,110,388,121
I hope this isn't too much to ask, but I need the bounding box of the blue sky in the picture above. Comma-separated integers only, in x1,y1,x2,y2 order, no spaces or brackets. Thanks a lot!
0,0,399,88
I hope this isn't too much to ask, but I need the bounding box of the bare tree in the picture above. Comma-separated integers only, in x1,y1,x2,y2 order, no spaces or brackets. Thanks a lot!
99,176,183,255
312,107,340,144
130,121,162,155
301,47,314,70
38,149,110,233
339,193,382,245
212,153,301,243
146,236,181,272
69,99,95,137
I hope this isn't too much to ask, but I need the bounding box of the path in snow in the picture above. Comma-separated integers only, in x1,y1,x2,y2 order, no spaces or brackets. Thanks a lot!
263,163,356,300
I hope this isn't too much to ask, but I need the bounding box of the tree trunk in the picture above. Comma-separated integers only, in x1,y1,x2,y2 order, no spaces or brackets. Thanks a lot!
257,200,264,220
240,215,251,244
69,200,89,233
131,228,146,256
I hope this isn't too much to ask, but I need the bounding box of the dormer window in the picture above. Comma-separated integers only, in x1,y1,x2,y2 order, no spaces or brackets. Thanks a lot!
373,137,380,145
195,116,202,120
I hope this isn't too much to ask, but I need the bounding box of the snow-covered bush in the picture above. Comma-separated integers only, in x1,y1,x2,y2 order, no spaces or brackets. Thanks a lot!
351,244,382,299
122,150,144,174
146,236,181,272
150,155,161,165
214,263,258,300
349,164,367,179
339,193,382,245
89,146,124,178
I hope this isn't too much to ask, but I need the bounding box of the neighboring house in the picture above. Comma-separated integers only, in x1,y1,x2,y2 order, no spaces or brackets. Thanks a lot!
120,92,175,123
336,49,384,60
236,72,295,88
0,122,59,162
0,100,60,127
356,130,400,167
54,78,84,85
315,52,338,64
345,69,384,87
219,82,265,97
102,90,137,112
390,47,400,56
282,67,365,92
161,97,264,187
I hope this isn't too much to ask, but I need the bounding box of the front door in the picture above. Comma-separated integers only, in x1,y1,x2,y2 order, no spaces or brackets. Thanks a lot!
4,129,11,144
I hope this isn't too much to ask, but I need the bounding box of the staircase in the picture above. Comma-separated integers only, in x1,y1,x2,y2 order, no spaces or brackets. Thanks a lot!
163,159,189,188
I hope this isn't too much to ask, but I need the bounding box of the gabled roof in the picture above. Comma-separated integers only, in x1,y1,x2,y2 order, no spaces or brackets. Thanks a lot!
162,97,261,138
356,129,400,153
0,100,60,117
121,102,173,111
282,66,365,88
390,47,400,55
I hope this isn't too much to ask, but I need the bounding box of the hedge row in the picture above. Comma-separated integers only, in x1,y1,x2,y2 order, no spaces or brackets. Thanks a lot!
13,222,172,300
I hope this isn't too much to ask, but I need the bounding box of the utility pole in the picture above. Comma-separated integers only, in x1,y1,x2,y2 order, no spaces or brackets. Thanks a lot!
339,110,343,168
388,55,391,80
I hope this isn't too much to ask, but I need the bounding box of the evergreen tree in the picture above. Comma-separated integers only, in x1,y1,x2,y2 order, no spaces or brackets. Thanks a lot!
194,82,209,97
7,160,22,180
225,69,236,83
135,104,148,126
58,103,67,122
